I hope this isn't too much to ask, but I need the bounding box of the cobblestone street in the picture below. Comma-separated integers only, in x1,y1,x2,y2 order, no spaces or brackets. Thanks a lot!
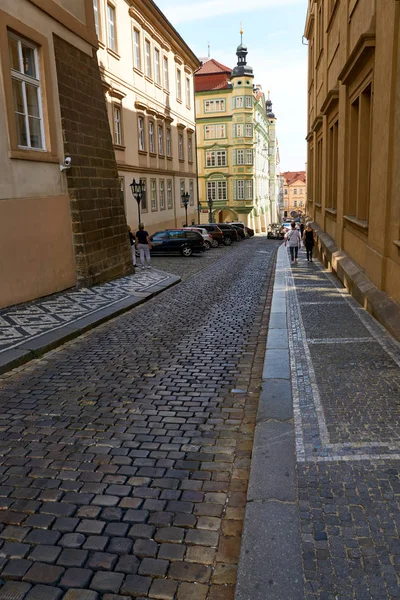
0,237,279,600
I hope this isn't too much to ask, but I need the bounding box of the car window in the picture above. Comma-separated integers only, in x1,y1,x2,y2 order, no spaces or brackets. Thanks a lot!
169,230,185,239
186,231,201,239
151,232,169,240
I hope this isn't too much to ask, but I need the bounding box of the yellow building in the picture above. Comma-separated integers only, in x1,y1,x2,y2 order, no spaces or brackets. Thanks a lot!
0,0,131,308
282,171,307,219
305,0,400,336
194,40,280,231
95,0,200,233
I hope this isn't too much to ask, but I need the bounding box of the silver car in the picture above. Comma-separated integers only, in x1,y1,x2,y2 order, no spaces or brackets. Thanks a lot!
183,227,214,250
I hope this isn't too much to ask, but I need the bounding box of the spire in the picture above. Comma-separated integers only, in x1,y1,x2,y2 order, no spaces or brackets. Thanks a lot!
266,92,276,119
208,41,210,58
240,23,243,45
231,29,254,79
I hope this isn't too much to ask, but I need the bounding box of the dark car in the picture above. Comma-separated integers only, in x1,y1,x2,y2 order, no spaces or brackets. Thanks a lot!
208,223,238,245
193,224,224,247
150,229,205,257
230,224,246,240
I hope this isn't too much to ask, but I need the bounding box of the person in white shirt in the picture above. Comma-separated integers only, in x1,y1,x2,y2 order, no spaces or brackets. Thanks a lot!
285,221,302,263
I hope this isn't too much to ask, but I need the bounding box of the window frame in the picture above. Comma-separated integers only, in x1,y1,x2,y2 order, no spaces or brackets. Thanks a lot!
150,178,157,211
167,179,173,208
204,99,225,113
159,179,165,210
145,38,151,78
138,115,145,151
158,123,164,156
163,56,169,91
236,149,245,165
166,127,172,157
176,68,182,101
113,103,123,146
189,180,194,206
148,120,155,154
154,47,161,86
93,0,100,38
106,2,117,52
178,132,184,161
186,77,191,108
237,180,245,200
141,177,148,211
188,135,193,162
133,28,141,71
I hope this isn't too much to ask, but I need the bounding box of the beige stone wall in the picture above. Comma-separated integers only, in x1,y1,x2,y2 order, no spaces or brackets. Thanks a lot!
304,0,400,305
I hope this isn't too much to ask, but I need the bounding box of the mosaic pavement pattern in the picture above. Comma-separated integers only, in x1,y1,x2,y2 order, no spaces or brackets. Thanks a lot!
283,249,400,463
0,269,170,354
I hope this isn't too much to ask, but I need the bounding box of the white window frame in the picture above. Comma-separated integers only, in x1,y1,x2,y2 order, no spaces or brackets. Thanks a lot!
159,179,165,210
8,32,45,150
235,96,244,108
216,124,226,138
176,68,182,101
107,3,116,51
246,149,253,165
178,132,184,160
188,136,193,162
154,48,161,85
235,124,244,137
237,180,245,200
245,123,253,137
151,179,157,211
245,96,253,108
158,124,164,155
113,105,122,146
246,179,253,199
204,99,225,112
145,39,151,78
138,116,145,151
189,180,194,206
163,56,169,90
186,77,191,107
93,0,100,37
149,121,155,153
207,180,227,201
166,127,172,157
133,28,141,70
236,149,244,165
167,179,173,208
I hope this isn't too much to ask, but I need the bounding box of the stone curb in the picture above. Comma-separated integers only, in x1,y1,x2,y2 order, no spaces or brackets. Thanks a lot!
235,244,304,600
0,273,181,375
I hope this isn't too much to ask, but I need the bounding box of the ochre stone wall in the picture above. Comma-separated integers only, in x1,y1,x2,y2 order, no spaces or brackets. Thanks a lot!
53,34,132,286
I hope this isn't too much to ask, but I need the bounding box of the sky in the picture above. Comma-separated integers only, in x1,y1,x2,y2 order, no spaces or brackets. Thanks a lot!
155,0,309,173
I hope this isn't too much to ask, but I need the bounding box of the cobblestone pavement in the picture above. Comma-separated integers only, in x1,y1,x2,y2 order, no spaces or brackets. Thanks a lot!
285,246,400,600
0,236,279,600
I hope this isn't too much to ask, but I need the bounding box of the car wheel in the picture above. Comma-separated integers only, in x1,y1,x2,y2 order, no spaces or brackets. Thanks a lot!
211,239,219,248
223,236,232,246
181,245,193,257
204,241,211,250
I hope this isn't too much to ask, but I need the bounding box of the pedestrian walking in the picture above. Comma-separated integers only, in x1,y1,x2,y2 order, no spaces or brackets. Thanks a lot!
300,222,305,237
303,222,315,262
285,221,301,263
136,223,152,268
128,226,137,267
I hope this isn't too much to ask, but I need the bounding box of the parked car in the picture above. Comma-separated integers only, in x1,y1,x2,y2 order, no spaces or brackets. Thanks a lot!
229,222,254,238
267,223,285,240
150,229,205,257
183,227,214,250
230,224,246,240
193,224,224,247
207,223,238,245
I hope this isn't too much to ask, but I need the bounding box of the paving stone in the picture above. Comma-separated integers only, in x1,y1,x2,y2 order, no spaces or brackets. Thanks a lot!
2,558,32,579
59,568,93,589
63,591,99,600
115,556,140,574
158,543,185,562
76,520,105,535
148,578,178,600
185,546,215,565
90,571,124,593
82,536,109,551
107,537,133,555
24,514,55,529
86,552,118,571
133,539,157,558
185,530,219,547
120,575,152,597
0,581,32,599
53,518,79,532
23,562,64,585
154,527,184,544
138,557,169,578
0,526,30,542
176,582,208,600
57,549,88,568
128,524,155,540
59,533,86,548
25,530,61,546
0,542,30,558
169,561,211,583
29,545,62,564
25,585,63,600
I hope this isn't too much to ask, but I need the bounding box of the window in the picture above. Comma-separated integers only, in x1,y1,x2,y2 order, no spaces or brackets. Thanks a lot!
150,179,157,210
167,179,173,208
207,181,227,201
316,136,323,205
113,105,122,145
236,149,245,165
160,180,165,210
317,3,323,55
138,116,145,151
327,119,339,210
246,149,253,164
245,124,253,137
149,121,155,153
204,124,226,139
237,180,245,200
206,150,227,167
188,136,193,162
179,133,184,160
204,99,225,112
158,124,164,155
245,96,253,108
189,180,194,206
163,57,169,90
145,39,151,78
186,78,191,107
119,176,125,206
141,178,147,210
93,0,100,37
246,180,253,199
180,179,185,204
294,200,297,207
107,4,116,51
235,96,244,108
176,69,182,101
284,189,288,195
166,128,171,157
293,188,297,194
8,33,45,150
235,124,243,137
154,48,160,85
133,29,141,70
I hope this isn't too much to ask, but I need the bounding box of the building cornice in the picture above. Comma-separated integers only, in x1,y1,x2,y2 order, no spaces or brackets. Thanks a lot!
320,86,339,115
311,114,323,132
338,31,375,84
304,1,316,39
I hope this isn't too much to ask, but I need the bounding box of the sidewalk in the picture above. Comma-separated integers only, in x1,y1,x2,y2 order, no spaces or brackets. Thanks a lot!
0,267,180,374
236,243,400,600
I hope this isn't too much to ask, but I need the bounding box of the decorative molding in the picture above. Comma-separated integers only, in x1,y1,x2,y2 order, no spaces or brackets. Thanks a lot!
177,122,186,129
339,32,375,84
320,86,339,115
174,54,184,65
109,87,126,100
311,115,323,132
135,100,147,111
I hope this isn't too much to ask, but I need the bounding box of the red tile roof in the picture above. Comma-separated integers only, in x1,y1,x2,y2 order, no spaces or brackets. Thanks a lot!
282,171,306,185
194,58,232,92
195,58,232,75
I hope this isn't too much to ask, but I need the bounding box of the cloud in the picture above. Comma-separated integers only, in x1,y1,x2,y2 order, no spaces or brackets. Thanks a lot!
162,0,306,24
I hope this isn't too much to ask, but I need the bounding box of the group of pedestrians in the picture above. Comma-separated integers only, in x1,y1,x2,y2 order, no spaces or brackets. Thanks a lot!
128,224,152,269
284,221,315,263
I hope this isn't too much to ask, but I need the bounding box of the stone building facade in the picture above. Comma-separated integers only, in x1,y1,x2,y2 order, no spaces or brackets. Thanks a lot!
304,0,400,320
194,41,280,232
94,0,199,233
0,0,132,308
282,171,307,219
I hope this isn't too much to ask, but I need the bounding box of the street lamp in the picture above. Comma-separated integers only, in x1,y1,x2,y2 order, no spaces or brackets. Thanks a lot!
181,191,190,227
197,197,201,224
130,178,146,227
207,195,213,224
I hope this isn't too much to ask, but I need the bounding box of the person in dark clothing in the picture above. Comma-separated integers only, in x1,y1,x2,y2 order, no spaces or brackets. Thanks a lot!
135,223,152,268
300,222,305,237
128,226,136,266
303,223,315,262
